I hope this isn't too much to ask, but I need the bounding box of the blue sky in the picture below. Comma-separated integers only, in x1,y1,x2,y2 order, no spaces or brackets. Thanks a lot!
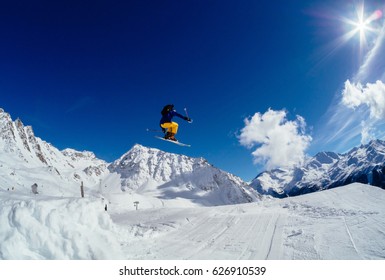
1,0,385,181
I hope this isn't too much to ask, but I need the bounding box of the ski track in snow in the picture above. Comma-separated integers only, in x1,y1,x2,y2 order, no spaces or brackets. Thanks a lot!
343,216,361,258
112,206,287,259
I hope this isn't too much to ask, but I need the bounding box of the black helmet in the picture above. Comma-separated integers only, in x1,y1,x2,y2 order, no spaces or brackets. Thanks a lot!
161,104,174,115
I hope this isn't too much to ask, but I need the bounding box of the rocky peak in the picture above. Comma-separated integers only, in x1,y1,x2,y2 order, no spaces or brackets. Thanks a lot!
0,107,108,194
0,109,16,144
62,148,98,161
252,139,385,197
108,144,260,204
314,151,340,164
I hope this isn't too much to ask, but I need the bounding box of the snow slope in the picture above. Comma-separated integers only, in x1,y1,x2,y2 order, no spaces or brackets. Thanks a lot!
1,183,384,259
111,183,385,260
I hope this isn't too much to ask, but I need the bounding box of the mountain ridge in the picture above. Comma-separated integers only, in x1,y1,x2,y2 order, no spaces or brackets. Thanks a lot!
0,108,260,205
106,143,261,206
0,108,108,194
252,139,385,197
3,107,385,202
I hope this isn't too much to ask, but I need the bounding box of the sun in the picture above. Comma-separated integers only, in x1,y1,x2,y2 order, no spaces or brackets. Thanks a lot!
355,19,367,33
339,2,383,56
353,17,370,49
345,5,368,43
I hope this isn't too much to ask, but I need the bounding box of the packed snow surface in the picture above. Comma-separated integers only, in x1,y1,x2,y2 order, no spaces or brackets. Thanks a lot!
1,183,384,259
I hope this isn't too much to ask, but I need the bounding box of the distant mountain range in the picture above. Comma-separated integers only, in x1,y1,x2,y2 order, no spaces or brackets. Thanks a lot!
251,139,385,197
0,108,259,205
2,107,385,202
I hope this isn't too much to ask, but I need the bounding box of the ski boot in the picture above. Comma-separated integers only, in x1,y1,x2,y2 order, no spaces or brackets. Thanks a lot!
165,132,177,141
169,134,177,141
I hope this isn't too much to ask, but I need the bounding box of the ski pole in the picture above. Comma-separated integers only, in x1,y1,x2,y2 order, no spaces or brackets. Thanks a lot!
146,128,164,133
184,108,193,123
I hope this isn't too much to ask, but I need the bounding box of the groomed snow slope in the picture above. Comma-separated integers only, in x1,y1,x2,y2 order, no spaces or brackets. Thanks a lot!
112,183,385,260
2,183,383,259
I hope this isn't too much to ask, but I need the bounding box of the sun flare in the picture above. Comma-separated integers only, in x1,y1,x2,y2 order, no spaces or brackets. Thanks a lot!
355,19,367,32
339,2,383,56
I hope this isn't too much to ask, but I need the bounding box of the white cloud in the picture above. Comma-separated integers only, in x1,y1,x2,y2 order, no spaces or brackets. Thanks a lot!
239,109,312,170
342,80,385,119
340,80,385,144
360,121,376,144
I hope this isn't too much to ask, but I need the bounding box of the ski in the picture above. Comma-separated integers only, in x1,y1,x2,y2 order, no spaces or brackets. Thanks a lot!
154,136,191,147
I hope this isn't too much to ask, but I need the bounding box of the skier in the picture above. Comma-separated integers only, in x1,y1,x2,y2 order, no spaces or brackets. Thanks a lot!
160,104,191,141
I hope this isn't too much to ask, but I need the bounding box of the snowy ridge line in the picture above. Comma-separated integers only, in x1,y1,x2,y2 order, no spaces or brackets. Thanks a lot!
252,139,385,197
1,108,259,206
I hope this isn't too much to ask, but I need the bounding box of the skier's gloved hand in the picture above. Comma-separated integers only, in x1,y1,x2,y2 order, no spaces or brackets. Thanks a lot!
184,117,191,122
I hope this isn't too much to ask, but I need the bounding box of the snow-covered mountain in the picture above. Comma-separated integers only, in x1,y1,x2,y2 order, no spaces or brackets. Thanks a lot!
0,108,108,195
251,139,385,197
106,144,260,206
0,108,259,206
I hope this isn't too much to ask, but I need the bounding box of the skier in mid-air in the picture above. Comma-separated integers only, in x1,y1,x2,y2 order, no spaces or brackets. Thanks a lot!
160,104,191,141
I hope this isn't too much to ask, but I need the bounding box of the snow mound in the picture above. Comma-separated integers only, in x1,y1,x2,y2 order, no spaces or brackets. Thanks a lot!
0,193,124,259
